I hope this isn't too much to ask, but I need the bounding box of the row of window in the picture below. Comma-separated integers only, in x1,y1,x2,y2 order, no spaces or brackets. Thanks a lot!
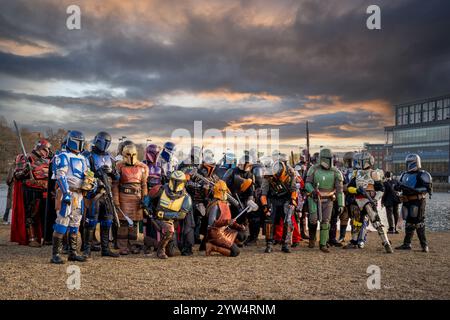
396,98,450,125
393,126,450,144
393,161,449,176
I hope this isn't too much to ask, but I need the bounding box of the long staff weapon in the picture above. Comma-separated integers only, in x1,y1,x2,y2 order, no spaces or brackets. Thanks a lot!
13,120,35,182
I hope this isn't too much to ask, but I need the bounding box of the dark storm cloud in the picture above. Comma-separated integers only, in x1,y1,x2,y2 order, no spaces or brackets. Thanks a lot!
0,0,449,145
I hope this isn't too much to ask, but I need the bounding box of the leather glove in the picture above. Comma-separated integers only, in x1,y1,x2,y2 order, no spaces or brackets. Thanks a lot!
262,205,271,216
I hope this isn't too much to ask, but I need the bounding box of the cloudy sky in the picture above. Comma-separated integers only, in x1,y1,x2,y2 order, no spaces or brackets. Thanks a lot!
0,0,449,154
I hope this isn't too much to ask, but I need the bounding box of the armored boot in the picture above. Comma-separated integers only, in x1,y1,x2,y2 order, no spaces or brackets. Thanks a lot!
91,230,101,252
50,233,65,264
281,244,291,253
343,240,358,249
281,223,292,253
308,223,317,248
264,221,274,253
265,241,273,253
27,226,41,247
82,227,94,259
396,223,415,250
319,223,330,253
101,226,119,257
375,223,393,253
328,221,341,246
338,225,347,242
416,224,429,253
199,237,207,251
68,233,87,262
157,233,172,259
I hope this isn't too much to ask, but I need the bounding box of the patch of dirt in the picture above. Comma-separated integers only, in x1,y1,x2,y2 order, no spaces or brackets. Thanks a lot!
0,225,449,300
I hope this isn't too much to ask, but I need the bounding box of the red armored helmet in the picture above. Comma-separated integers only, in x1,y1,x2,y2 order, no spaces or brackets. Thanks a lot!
33,139,52,158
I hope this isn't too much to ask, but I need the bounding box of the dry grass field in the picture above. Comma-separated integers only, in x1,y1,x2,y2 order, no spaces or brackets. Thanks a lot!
0,225,449,300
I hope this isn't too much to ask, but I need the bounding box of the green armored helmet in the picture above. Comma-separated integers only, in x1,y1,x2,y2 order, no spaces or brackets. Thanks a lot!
319,148,333,169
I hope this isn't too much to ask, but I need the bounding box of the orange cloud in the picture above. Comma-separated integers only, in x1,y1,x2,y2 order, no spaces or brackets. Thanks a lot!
197,89,281,102
227,95,393,130
0,38,63,57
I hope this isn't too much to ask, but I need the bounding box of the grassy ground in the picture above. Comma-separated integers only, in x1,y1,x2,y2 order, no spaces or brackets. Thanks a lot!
0,224,449,300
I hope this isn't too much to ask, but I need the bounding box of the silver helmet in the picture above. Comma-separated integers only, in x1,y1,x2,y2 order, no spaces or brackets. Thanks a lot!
405,154,421,172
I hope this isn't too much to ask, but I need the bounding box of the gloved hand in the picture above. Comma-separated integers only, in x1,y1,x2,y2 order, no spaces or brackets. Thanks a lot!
142,195,151,208
357,186,365,195
246,199,259,212
262,205,271,216
62,193,71,205
101,165,112,174
338,206,345,214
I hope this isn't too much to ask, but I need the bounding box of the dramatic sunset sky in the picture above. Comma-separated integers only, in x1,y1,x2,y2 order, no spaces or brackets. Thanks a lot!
0,0,449,154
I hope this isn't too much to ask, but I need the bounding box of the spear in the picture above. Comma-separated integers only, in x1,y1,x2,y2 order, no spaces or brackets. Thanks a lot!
13,120,35,182
306,121,311,169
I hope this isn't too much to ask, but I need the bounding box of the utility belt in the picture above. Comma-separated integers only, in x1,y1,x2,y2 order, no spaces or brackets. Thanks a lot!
320,195,336,201
24,179,48,189
119,186,141,195
318,190,336,201
401,193,426,202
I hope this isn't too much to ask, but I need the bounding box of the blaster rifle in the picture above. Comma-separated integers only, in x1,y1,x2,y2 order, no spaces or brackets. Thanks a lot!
97,167,133,227
142,202,162,232
190,169,243,209
357,186,377,208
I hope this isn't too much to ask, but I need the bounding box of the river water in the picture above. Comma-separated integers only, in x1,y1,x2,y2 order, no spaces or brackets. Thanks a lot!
0,184,449,231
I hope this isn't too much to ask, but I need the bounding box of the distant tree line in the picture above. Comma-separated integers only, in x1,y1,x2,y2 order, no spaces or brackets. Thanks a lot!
0,116,67,181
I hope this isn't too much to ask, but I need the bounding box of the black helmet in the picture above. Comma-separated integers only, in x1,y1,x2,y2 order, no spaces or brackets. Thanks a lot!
343,152,354,169
93,131,112,153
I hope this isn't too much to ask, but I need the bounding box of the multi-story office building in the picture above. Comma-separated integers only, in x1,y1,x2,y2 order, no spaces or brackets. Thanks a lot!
384,93,450,182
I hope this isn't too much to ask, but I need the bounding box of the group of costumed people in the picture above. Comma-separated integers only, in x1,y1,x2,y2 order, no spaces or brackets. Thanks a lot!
8,130,433,264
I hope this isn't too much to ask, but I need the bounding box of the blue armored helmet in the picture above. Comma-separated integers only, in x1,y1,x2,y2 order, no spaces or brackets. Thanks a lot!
66,130,85,154
406,154,421,172
160,141,176,162
222,152,236,169
93,131,112,153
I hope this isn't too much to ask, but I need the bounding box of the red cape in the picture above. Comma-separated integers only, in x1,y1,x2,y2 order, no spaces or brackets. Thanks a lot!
11,180,27,245
274,214,301,243
10,181,43,245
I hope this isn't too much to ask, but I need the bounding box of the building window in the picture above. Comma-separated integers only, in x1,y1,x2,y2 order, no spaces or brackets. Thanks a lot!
429,101,436,121
414,104,421,123
437,100,443,121
397,107,402,125
445,98,450,120
422,103,429,122
409,105,415,124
